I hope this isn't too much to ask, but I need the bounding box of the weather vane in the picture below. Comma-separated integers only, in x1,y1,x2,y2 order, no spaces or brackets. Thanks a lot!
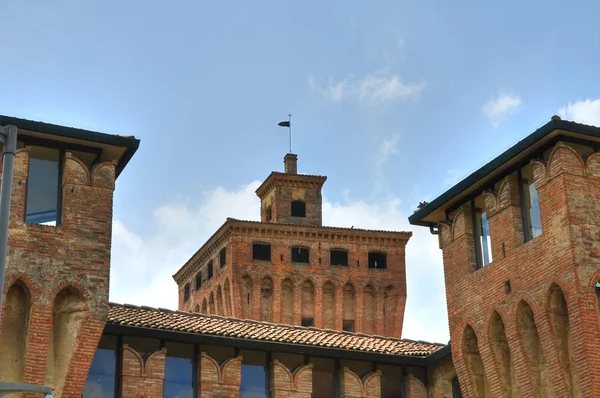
277,114,292,153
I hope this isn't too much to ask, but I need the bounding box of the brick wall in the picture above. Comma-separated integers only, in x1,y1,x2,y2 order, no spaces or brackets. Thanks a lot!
199,352,242,397
0,150,116,398
270,360,313,398
405,374,427,398
121,345,166,397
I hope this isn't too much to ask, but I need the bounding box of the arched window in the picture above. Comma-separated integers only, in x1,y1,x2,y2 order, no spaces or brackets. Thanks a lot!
291,200,306,217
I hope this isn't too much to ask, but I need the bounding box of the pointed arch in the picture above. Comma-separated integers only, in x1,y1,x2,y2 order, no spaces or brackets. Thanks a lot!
322,281,336,330
224,278,232,316
384,286,397,336
45,286,87,398
281,278,294,324
489,311,516,397
343,283,355,331
260,276,274,322
209,292,216,315
516,300,552,396
0,281,31,383
202,298,208,314
301,280,315,321
547,284,579,396
193,304,200,313
462,325,491,397
216,285,224,315
241,275,253,319
363,284,375,334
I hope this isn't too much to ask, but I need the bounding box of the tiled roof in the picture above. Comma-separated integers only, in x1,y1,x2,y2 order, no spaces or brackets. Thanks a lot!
108,303,444,357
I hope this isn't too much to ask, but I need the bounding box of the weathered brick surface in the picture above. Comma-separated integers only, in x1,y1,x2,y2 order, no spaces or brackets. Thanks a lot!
270,360,313,398
0,149,116,398
405,373,427,398
199,352,242,397
436,141,600,397
339,367,381,398
121,345,166,397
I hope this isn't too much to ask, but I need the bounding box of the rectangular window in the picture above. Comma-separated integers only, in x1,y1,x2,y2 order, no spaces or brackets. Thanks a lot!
164,342,194,398
252,243,271,261
207,261,214,280
240,350,268,398
220,247,227,268
519,165,543,241
368,252,387,269
25,146,60,225
195,273,202,291
83,335,117,397
301,317,314,327
342,320,355,332
472,197,492,268
184,283,190,302
330,249,349,266
291,247,310,263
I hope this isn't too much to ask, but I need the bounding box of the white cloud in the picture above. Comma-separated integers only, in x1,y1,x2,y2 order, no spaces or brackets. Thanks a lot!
110,182,449,344
558,98,600,127
308,73,425,105
375,135,400,166
482,93,522,124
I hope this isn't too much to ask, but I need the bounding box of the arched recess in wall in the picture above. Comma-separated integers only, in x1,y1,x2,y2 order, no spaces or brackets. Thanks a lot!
489,311,516,397
45,287,87,397
216,285,224,316
193,304,200,313
462,325,491,397
363,284,375,334
302,280,315,322
547,284,579,396
516,300,552,397
241,276,253,319
224,278,232,316
209,292,216,314
0,281,31,383
343,283,355,331
202,298,208,314
384,286,397,336
322,281,335,330
281,278,294,324
260,277,273,322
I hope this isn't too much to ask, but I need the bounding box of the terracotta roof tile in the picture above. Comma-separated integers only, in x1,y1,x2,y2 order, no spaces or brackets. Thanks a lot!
108,303,444,357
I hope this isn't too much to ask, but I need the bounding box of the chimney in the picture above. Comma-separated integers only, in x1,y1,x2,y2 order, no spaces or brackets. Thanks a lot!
284,153,298,174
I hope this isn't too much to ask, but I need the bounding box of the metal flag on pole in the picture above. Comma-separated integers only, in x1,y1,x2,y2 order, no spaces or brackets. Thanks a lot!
277,114,292,153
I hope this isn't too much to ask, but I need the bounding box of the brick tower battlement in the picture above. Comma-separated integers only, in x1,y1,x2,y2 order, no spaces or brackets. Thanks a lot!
174,153,412,338
0,116,139,398
410,117,600,397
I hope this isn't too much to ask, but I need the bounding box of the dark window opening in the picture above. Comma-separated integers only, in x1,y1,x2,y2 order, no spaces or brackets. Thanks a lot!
291,200,306,217
452,376,463,398
266,206,272,222
330,249,349,266
291,247,310,263
471,197,492,269
195,273,202,291
183,283,190,302
301,317,314,327
253,243,271,261
343,320,355,332
519,165,542,242
368,252,387,269
207,261,214,280
220,247,227,268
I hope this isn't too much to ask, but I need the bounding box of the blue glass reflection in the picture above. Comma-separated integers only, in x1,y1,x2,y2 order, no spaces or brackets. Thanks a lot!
83,348,116,398
240,364,267,398
481,212,492,265
164,356,194,398
529,184,542,238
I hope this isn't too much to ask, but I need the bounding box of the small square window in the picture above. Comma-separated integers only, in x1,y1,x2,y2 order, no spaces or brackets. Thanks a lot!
253,243,271,261
330,249,349,266
343,320,354,332
291,247,310,263
368,252,387,269
291,201,306,217
301,317,314,327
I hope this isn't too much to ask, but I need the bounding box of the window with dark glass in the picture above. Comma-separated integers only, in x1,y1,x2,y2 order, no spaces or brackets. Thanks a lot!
252,243,271,261
240,350,268,398
207,261,214,279
342,320,355,332
220,247,227,268
83,335,117,397
519,164,542,241
330,249,349,266
379,364,403,398
368,252,387,269
291,200,306,217
184,283,190,301
471,196,492,268
164,342,194,398
25,146,60,225
195,272,202,291
291,247,310,263
311,358,336,398
301,317,314,327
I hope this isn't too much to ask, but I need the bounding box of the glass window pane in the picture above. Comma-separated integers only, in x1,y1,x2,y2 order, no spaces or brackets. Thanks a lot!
480,212,492,265
529,184,542,238
83,335,117,398
25,146,59,225
311,358,335,398
164,342,194,398
240,350,267,398
379,365,403,398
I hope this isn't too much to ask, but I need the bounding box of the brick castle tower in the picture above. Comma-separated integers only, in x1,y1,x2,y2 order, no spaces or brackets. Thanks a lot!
409,117,600,396
0,116,139,398
174,153,411,337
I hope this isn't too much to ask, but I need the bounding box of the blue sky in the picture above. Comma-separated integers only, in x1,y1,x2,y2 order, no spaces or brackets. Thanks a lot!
1,0,599,343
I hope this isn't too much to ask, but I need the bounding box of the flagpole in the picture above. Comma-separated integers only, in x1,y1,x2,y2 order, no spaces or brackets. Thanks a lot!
288,113,292,153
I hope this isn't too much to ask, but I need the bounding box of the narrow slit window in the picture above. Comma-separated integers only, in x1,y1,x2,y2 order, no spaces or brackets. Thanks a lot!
266,206,272,222
252,243,271,261
291,247,310,264
472,196,492,268
519,165,542,241
195,272,202,291
207,261,214,280
368,252,387,269
291,200,306,217
330,249,349,266
183,283,190,302
220,247,227,268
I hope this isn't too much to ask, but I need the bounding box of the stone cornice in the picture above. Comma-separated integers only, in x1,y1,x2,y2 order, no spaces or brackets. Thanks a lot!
256,172,327,199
